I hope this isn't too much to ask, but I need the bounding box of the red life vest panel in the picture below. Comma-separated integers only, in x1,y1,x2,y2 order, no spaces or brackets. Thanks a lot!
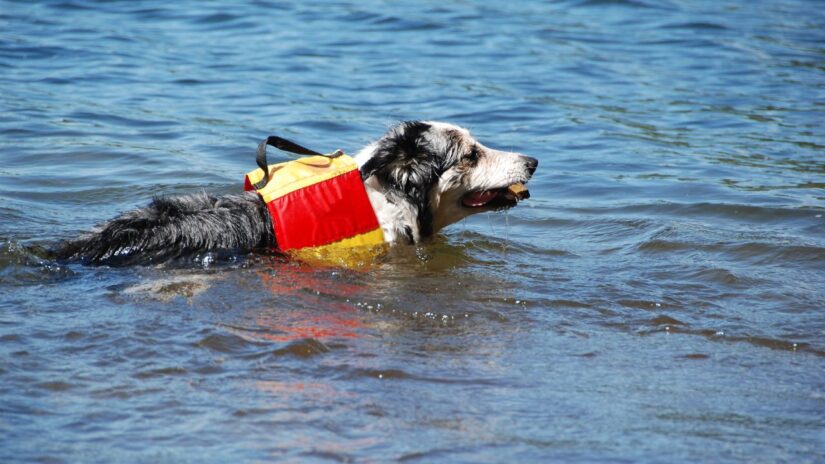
244,152,385,266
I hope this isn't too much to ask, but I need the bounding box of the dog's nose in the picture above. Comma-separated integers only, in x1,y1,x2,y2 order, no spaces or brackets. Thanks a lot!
525,156,538,176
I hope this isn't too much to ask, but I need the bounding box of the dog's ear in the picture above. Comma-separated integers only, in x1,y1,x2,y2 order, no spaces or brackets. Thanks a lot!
359,121,439,198
359,121,441,236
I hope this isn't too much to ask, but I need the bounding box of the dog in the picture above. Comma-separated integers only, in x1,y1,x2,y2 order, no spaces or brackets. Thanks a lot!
54,121,538,265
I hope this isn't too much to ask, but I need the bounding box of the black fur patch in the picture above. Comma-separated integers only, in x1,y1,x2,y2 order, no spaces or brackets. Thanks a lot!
402,225,414,245
54,192,275,266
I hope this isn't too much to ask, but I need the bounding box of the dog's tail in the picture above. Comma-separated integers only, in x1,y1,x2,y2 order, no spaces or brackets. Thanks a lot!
54,192,275,266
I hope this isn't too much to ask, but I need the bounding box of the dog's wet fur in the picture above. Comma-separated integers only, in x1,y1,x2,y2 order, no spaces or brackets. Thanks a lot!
55,121,537,265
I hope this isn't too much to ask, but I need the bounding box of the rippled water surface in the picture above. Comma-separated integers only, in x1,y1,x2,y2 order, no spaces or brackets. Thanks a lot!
2,0,824,462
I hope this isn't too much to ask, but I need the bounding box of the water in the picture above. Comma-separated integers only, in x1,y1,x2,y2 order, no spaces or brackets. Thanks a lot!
1,0,824,461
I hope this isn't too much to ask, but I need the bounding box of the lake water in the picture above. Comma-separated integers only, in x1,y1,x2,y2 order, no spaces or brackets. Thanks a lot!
1,0,824,462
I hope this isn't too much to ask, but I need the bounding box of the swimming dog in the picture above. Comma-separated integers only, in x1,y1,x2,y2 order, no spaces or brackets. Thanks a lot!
55,121,538,265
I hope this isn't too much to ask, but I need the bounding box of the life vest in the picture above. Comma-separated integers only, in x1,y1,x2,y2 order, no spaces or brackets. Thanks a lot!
244,136,385,266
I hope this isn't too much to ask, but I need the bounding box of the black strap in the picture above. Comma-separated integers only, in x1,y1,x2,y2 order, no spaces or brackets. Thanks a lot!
254,135,343,189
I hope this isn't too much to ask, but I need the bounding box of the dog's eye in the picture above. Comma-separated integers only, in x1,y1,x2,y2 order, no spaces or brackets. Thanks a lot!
466,147,480,163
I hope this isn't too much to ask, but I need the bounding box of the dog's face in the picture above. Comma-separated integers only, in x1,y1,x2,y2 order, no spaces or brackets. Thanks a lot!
357,121,538,240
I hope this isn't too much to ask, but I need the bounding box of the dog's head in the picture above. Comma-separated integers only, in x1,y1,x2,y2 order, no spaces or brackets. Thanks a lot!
356,121,538,241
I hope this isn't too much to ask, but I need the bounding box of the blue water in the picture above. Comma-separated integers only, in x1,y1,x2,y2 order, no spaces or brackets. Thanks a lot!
1,0,824,462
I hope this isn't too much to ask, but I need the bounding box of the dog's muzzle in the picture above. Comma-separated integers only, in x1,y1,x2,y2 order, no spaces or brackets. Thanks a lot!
462,156,537,209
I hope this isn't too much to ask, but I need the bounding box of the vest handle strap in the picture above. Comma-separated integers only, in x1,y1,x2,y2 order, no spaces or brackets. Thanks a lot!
255,136,343,189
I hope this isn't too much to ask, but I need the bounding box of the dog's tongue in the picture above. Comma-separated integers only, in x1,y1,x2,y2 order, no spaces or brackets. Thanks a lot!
462,190,499,207
463,183,530,207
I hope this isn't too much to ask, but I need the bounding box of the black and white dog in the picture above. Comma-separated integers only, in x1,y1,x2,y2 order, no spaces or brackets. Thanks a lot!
55,121,538,265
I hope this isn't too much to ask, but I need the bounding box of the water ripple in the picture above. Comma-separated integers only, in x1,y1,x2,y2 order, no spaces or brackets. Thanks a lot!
1,0,824,462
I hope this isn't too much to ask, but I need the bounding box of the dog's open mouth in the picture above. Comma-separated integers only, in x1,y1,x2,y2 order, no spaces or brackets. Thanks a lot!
462,183,530,209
